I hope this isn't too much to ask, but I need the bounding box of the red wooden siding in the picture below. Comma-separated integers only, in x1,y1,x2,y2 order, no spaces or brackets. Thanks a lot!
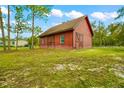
40,30,73,48
73,17,92,48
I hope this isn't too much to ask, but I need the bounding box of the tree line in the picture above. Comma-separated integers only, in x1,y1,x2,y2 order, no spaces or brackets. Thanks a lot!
92,7,124,47
0,5,52,51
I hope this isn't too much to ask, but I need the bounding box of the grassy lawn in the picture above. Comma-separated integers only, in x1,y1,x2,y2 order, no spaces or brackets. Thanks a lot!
0,47,124,88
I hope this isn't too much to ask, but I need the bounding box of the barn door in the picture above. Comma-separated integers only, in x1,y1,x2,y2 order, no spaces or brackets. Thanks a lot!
75,32,83,48
80,35,83,48
75,32,79,48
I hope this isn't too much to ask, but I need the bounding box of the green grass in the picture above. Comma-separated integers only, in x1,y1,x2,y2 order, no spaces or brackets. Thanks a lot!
0,47,124,88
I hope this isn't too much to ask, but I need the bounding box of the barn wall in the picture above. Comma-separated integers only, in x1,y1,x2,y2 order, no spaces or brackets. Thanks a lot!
40,30,73,48
54,31,73,48
40,37,48,48
73,18,92,48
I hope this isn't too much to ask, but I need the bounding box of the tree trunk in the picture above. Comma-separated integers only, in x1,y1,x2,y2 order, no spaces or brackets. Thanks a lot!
0,7,6,51
8,5,11,51
31,12,34,49
99,21,102,46
16,31,19,50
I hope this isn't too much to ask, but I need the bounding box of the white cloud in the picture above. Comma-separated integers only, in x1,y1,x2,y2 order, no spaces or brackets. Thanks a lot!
50,9,84,19
50,9,63,17
1,6,8,15
108,12,118,18
65,10,84,19
91,12,118,21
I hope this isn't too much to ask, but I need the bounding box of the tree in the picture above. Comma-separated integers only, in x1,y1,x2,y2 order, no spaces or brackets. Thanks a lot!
116,23,124,45
92,21,107,46
7,5,11,51
26,26,42,48
115,7,124,46
34,26,42,36
106,23,119,46
27,5,52,49
27,36,39,48
14,6,27,50
91,21,98,46
115,7,124,19
92,7,124,47
98,21,107,46
34,26,42,46
0,6,6,51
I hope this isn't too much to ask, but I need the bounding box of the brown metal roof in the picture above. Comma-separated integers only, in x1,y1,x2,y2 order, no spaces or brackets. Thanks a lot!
39,16,86,37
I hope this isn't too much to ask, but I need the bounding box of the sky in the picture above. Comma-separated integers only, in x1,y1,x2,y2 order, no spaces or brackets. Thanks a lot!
0,5,124,38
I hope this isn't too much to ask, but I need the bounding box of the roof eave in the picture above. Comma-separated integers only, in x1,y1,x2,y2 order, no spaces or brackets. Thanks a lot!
85,16,93,36
39,28,74,38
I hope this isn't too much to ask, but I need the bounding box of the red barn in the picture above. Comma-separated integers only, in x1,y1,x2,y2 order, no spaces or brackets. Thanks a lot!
39,16,93,49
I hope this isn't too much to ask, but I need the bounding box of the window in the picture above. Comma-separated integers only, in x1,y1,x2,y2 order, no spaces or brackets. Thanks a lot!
60,35,64,44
